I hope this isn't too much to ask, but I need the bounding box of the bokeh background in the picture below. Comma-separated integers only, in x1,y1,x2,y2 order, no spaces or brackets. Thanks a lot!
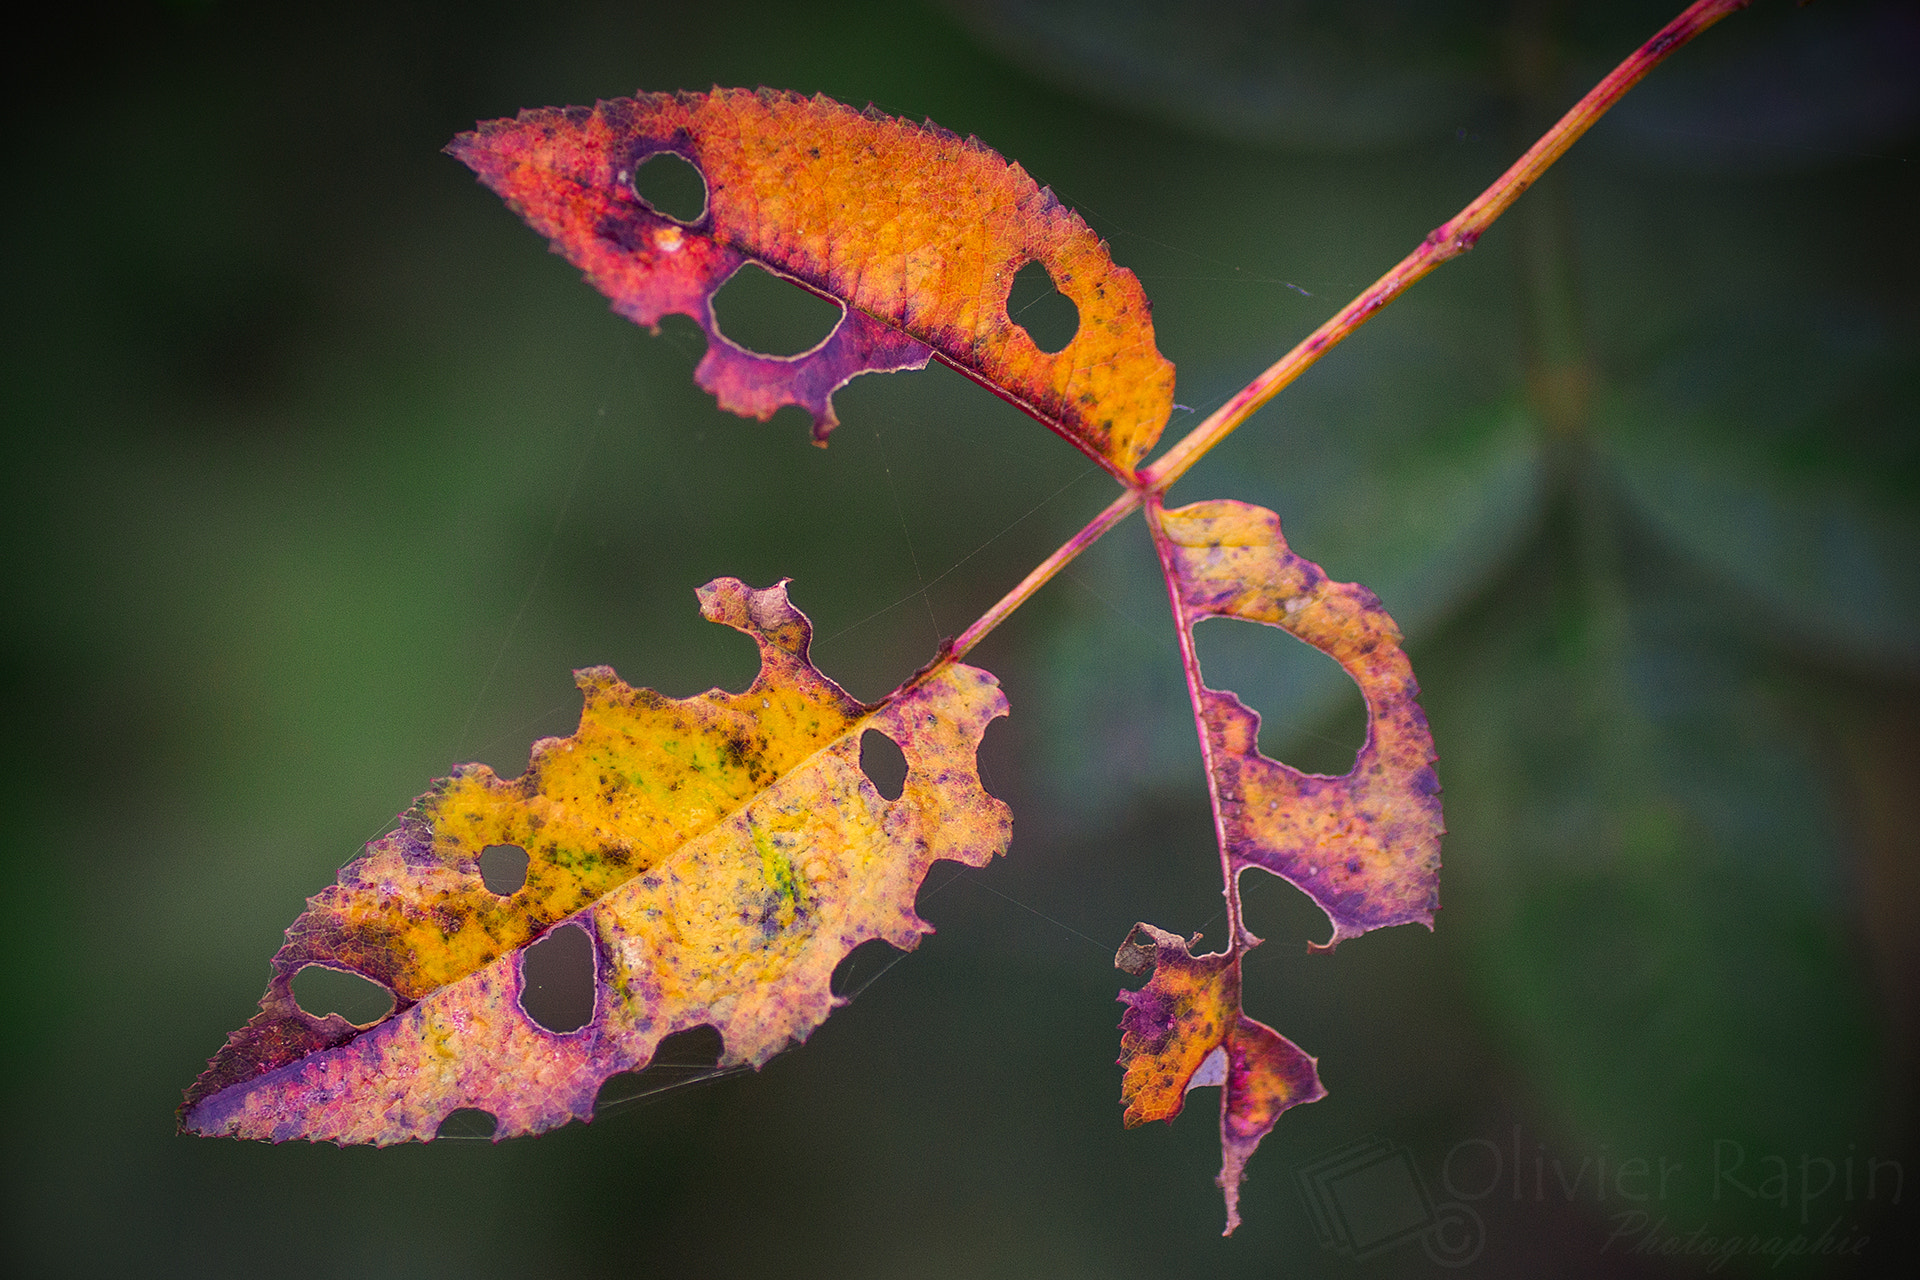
6,1,1917,1275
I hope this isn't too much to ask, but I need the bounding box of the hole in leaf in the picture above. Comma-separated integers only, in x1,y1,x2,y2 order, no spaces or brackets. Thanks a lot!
712,262,845,357
594,1025,729,1111
975,712,1012,801
628,151,707,223
860,729,908,800
831,937,906,999
1007,260,1078,354
291,964,395,1026
435,1108,498,1140
654,1023,725,1068
520,923,596,1033
1235,863,1336,955
1192,617,1369,778
478,843,530,894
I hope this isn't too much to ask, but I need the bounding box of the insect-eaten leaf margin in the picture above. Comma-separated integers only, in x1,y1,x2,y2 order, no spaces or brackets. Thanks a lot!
181,579,1009,1143
1114,497,1442,1232
187,87,1448,1237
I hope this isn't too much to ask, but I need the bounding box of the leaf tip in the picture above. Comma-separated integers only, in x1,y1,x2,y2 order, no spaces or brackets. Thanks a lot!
1113,921,1325,1231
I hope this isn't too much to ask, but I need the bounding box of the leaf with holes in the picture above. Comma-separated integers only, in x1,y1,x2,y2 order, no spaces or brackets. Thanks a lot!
447,88,1175,475
1152,499,1443,950
179,579,1009,1143
1115,923,1325,1234
1112,497,1440,1230
189,0,1750,1229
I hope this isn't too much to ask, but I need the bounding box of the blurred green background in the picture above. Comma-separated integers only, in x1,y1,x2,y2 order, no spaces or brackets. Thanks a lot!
5,1,1916,1275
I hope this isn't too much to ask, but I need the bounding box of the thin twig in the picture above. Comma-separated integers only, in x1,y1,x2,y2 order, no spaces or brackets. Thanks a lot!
1138,0,1752,494
943,0,1750,659
949,487,1142,660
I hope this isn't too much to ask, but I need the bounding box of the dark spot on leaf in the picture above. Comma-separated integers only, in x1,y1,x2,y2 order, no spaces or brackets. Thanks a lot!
594,211,647,253
479,843,530,894
520,924,596,1033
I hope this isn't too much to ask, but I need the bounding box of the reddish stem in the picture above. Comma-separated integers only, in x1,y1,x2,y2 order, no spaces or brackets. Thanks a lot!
949,487,1142,662
1138,0,1751,494
1144,496,1251,951
944,0,1749,660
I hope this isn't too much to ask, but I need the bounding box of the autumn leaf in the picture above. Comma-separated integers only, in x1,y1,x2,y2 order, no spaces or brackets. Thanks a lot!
1115,498,1441,1232
180,579,1009,1143
447,88,1174,475
1115,923,1324,1236
189,0,1746,1224
1153,498,1443,950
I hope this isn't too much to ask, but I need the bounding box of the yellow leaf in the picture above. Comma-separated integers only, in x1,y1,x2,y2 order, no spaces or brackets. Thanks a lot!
181,579,1009,1144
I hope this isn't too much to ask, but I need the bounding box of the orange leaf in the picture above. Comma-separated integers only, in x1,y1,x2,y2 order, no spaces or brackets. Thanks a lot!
448,89,1175,475
180,580,1010,1143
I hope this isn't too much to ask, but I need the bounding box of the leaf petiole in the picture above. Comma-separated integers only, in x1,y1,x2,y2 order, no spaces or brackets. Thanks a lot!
1143,493,1250,951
